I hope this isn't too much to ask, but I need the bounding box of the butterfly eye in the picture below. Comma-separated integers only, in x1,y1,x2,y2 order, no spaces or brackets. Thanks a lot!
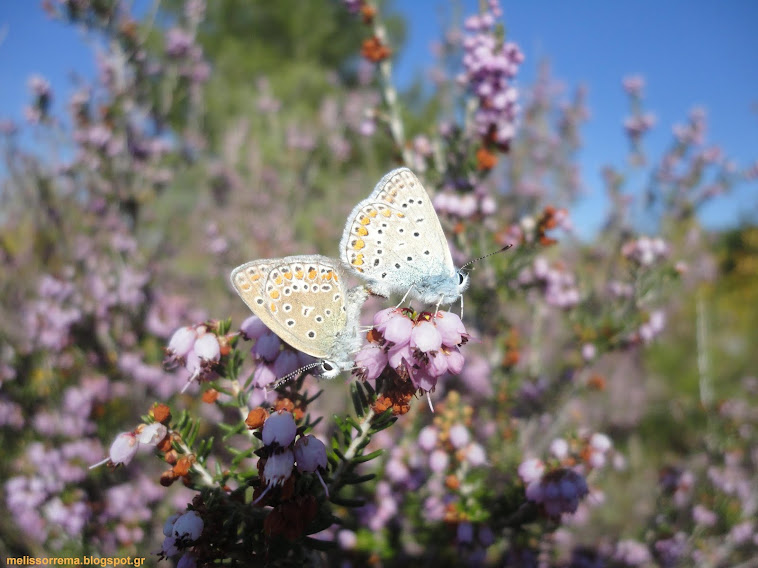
322,362,334,372
458,272,467,286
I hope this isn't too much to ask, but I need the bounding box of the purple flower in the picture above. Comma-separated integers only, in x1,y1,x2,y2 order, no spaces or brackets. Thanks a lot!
252,332,281,362
294,435,327,473
525,468,589,519
165,28,194,58
262,410,297,447
172,510,204,541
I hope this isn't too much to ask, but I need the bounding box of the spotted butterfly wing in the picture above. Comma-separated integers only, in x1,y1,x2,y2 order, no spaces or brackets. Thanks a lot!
230,255,365,366
340,167,467,305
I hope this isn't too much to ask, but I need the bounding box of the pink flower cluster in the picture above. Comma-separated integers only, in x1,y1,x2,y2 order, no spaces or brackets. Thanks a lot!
164,324,222,391
353,309,469,393
459,0,524,146
91,422,169,469
516,257,580,308
624,113,657,141
433,190,497,219
622,236,669,266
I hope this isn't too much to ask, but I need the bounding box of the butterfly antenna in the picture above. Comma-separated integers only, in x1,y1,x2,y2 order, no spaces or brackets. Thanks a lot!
265,361,323,393
460,244,513,272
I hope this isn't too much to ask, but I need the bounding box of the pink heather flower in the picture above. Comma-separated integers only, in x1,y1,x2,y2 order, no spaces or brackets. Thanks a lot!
589,433,612,453
480,195,496,216
353,345,387,381
137,423,168,446
549,438,570,460
354,310,470,395
429,449,449,473
165,28,194,58
448,424,471,449
418,426,438,452
90,432,139,469
622,75,645,97
164,326,198,367
263,449,294,487
193,332,221,363
294,435,327,473
252,363,277,389
581,343,596,362
171,510,204,541
692,504,718,527
465,443,487,467
373,307,397,327
359,118,376,137
410,321,443,352
387,342,412,370
434,311,467,346
261,410,297,447
28,74,52,98
517,458,545,484
337,529,358,550
378,311,414,344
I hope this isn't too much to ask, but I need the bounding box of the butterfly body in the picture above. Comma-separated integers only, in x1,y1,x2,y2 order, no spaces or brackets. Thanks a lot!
340,167,469,306
230,255,368,378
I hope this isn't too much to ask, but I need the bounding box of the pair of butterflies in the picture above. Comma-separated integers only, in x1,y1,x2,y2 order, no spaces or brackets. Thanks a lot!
230,167,471,379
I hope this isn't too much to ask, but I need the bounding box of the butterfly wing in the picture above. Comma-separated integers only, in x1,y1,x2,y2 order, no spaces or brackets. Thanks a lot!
230,255,350,360
340,168,454,298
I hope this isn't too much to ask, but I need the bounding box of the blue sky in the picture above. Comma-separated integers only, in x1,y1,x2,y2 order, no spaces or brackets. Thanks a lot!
1,1,756,238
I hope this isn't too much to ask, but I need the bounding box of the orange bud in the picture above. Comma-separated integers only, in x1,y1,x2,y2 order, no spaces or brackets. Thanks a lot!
245,407,269,430
152,403,172,424
202,388,220,404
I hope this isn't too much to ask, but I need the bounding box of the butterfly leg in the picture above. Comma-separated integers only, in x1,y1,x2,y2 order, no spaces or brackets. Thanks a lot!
395,285,416,308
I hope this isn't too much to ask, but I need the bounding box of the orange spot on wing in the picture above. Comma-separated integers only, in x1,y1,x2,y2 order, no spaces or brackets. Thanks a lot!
274,276,283,285
356,226,368,236
283,272,293,280
270,303,277,312
354,239,365,250
295,270,304,279
308,269,317,280
269,290,280,300
251,274,261,282
381,209,392,217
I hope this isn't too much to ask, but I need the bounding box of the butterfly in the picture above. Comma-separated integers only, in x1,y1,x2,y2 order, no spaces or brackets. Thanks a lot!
230,255,368,379
340,167,469,307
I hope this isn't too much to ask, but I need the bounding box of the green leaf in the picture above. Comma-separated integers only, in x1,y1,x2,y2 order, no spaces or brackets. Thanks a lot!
329,496,366,507
352,448,384,463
